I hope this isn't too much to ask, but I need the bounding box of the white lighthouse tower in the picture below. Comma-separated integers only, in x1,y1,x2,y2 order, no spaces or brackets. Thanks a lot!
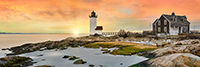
89,11,98,35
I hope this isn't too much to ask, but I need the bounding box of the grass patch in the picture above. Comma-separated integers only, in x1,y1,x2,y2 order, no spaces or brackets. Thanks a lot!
84,43,119,48
84,42,158,55
110,46,157,55
0,56,32,67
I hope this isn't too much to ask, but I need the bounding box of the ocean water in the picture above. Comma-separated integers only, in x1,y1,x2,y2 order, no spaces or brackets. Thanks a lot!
0,34,87,48
0,34,87,57
0,34,148,67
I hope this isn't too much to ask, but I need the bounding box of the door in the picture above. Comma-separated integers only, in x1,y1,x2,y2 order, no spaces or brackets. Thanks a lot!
179,27,181,33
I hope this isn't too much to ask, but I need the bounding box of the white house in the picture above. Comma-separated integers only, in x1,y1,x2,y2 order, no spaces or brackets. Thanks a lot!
95,26,103,35
89,11,103,35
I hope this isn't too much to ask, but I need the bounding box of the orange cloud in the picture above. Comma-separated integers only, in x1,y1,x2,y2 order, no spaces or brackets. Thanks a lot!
0,0,200,33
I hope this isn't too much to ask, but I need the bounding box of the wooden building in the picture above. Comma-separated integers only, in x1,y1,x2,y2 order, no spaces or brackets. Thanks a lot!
153,12,190,36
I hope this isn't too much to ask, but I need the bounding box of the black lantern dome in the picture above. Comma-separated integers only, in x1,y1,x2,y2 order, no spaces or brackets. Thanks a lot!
89,10,98,18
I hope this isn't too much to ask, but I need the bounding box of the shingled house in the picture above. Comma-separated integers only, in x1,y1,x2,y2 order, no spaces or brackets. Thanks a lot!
153,12,190,36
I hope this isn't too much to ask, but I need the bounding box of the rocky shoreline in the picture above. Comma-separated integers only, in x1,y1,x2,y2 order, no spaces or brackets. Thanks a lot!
0,56,36,67
6,36,114,55
1,35,200,67
131,39,200,67
1,36,114,67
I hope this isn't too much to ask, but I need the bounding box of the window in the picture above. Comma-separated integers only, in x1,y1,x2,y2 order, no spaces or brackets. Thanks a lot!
164,27,167,32
158,27,161,32
164,20,167,25
158,20,161,26
175,17,177,22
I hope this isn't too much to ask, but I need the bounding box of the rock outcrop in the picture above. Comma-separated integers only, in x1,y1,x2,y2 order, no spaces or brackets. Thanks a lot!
0,56,36,67
69,56,79,60
62,55,70,59
101,49,110,54
7,36,114,55
133,40,200,67
132,53,200,67
139,40,200,58
35,65,55,67
73,59,87,64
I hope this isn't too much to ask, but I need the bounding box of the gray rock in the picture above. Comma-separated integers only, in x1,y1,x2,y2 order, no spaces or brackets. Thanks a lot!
175,62,189,67
89,64,94,67
69,56,79,60
73,59,86,64
62,55,70,59
147,53,200,67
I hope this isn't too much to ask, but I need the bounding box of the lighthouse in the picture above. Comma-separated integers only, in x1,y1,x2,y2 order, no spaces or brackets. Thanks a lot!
89,11,103,35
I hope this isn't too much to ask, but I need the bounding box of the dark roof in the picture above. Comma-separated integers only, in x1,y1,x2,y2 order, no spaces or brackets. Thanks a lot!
153,19,158,25
95,26,103,30
162,14,190,24
89,10,98,18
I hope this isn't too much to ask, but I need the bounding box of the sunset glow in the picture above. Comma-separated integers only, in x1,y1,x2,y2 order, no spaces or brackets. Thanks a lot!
0,0,200,33
73,30,79,35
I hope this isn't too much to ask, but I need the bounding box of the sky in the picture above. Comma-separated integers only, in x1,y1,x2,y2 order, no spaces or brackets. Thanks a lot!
0,0,200,33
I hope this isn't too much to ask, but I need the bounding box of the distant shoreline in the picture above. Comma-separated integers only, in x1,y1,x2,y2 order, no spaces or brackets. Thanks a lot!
0,33,88,34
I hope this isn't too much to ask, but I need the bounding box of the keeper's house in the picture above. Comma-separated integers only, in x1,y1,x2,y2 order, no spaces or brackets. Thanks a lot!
153,12,190,36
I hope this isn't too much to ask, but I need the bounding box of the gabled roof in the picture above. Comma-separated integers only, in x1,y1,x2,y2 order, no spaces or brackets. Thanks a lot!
162,14,190,24
153,19,158,25
95,26,103,30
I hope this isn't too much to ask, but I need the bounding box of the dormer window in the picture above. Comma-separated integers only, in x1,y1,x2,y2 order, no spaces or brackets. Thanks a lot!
184,16,187,22
171,17,175,21
181,18,184,22
184,19,187,22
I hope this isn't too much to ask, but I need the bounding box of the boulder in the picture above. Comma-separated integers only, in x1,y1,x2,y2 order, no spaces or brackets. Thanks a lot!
99,65,103,67
62,55,70,59
101,49,110,54
1,48,8,50
89,64,94,67
162,43,169,47
37,54,43,57
69,56,79,60
197,51,200,56
73,59,87,64
151,44,157,47
175,43,182,46
0,56,36,67
194,60,200,67
35,65,55,67
175,62,188,67
42,59,45,61
101,49,108,51
191,41,199,44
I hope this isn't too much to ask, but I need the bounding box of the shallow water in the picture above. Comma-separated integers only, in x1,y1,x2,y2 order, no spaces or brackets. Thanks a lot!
0,34,148,67
19,47,148,67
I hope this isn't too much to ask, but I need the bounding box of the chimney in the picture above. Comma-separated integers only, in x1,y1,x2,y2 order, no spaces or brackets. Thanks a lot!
171,12,176,21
